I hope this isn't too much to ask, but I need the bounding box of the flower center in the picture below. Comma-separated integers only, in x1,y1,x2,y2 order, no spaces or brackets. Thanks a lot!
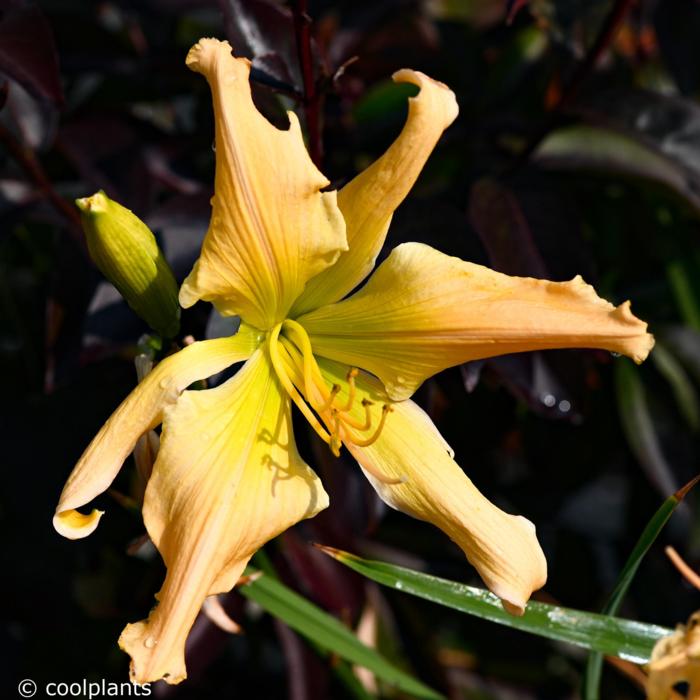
268,319,401,484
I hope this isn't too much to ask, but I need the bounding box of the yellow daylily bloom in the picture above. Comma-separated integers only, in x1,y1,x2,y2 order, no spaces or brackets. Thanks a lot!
647,611,700,699
54,37,655,685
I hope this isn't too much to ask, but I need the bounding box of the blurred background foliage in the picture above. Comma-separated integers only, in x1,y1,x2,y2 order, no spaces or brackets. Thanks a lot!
4,0,700,697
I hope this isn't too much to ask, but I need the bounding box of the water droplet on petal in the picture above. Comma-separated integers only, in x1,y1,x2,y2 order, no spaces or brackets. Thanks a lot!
144,636,157,649
211,140,216,152
159,378,169,390
611,351,622,358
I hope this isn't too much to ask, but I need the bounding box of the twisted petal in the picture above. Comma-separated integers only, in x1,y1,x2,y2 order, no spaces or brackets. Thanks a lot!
291,70,458,316
119,348,328,684
318,358,546,613
53,327,261,539
302,243,655,400
180,39,347,329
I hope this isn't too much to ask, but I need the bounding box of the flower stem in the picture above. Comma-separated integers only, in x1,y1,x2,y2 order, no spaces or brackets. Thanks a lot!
293,0,322,167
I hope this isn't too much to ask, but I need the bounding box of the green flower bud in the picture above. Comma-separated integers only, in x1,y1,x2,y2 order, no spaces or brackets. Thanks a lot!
77,191,180,338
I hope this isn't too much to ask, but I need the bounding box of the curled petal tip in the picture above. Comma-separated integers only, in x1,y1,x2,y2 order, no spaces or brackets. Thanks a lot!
611,300,655,363
53,508,104,540
119,621,187,686
392,68,459,127
478,514,547,616
186,37,231,70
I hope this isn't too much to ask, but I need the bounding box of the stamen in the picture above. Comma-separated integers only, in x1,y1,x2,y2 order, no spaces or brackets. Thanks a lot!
347,405,394,447
271,320,397,466
268,324,332,446
340,368,358,412
318,384,340,413
279,336,330,412
334,398,373,431
282,319,333,409
329,409,342,457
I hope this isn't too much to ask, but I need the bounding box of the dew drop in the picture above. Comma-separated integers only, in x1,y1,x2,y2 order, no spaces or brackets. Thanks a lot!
558,399,571,413
541,393,556,408
611,351,622,358
159,378,169,389
395,581,404,590
211,140,216,152
144,637,157,649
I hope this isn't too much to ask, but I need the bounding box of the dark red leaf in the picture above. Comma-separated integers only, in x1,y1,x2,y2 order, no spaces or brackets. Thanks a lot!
219,0,303,89
468,177,548,278
0,3,63,107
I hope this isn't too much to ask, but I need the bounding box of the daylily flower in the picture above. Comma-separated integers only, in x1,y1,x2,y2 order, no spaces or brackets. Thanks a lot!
647,611,700,699
53,38,654,685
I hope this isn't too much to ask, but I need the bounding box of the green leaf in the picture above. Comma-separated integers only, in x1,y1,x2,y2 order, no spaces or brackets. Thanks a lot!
352,80,418,126
239,567,444,700
615,359,678,497
317,547,672,664
667,259,700,333
582,475,699,699
652,341,700,432
534,124,700,215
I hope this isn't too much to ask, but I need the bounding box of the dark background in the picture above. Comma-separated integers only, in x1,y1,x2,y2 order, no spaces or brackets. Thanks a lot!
3,0,700,697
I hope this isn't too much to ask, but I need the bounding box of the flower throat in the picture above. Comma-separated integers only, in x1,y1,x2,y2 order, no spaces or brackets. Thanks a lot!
268,319,401,484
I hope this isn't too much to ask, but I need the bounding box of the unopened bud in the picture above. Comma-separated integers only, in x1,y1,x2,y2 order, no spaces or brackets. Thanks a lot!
77,191,180,338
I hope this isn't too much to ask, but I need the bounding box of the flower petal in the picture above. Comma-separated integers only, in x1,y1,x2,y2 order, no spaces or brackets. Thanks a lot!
53,326,262,539
301,242,655,400
119,348,328,684
318,357,546,614
291,70,458,316
180,39,347,329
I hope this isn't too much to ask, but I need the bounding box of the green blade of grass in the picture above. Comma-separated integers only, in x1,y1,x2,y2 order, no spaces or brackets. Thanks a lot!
239,566,444,700
582,475,700,699
316,547,672,664
652,341,700,432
